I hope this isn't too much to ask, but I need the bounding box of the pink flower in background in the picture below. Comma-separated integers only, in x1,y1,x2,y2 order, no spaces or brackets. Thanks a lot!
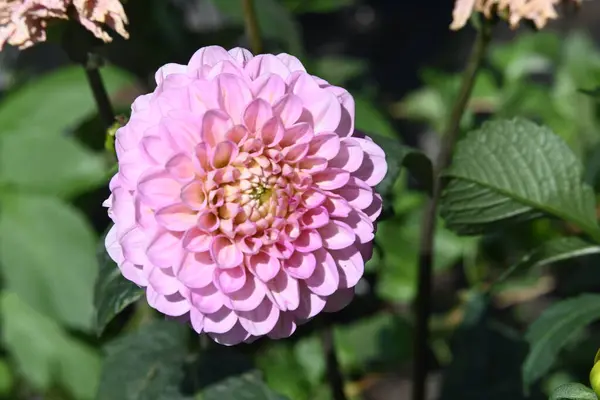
104,46,387,345
0,0,128,50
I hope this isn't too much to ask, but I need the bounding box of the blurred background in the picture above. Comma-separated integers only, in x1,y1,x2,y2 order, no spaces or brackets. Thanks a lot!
2,0,600,399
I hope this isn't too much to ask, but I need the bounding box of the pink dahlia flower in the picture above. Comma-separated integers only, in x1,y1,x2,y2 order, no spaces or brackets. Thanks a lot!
104,46,387,345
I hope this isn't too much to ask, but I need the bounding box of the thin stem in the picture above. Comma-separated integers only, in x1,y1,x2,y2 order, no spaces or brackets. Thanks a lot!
412,20,492,400
83,55,115,130
242,0,263,54
321,326,347,400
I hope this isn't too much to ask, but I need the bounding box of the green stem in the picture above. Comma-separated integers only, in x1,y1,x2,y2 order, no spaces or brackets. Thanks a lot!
412,19,493,400
321,325,347,400
242,0,263,54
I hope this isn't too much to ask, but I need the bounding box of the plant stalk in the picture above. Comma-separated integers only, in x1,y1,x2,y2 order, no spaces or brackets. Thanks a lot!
242,0,263,54
321,326,348,400
83,55,116,131
412,20,492,400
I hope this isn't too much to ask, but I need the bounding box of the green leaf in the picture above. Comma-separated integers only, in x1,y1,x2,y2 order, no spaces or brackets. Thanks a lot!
310,56,366,86
0,359,13,396
366,134,433,198
441,118,600,239
355,95,396,139
523,294,600,388
214,0,303,56
257,345,312,400
201,370,288,400
97,320,190,400
550,383,597,400
0,131,106,197
293,336,325,387
0,65,133,138
334,312,412,373
0,193,98,330
376,212,477,303
494,237,600,287
1,292,101,399
94,226,144,336
282,0,353,13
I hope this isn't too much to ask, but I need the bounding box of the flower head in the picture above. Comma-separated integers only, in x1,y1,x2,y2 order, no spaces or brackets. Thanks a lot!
0,0,128,50
104,46,387,345
451,0,581,30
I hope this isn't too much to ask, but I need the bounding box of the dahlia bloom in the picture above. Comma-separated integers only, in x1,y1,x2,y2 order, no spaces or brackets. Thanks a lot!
450,0,581,30
104,46,387,345
0,0,128,50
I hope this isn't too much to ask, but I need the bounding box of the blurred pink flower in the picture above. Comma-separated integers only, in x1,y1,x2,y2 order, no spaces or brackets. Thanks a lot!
450,0,581,30
0,0,128,50
104,46,387,345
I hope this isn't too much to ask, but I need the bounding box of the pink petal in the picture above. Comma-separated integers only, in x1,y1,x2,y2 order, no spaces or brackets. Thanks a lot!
191,284,225,314
137,170,181,209
209,322,251,345
155,203,197,231
259,117,284,147
216,266,247,294
203,306,238,334
267,312,297,339
318,220,356,250
147,288,190,316
300,206,330,229
248,252,281,282
323,195,352,218
292,73,341,133
120,261,148,287
228,47,254,65
147,231,181,268
188,46,234,70
302,189,327,209
182,227,212,252
330,246,364,288
251,74,286,104
329,139,364,173
190,308,205,333
352,146,388,187
284,251,316,279
201,109,233,147
308,133,341,160
155,63,188,85
216,74,253,124
293,229,322,253
323,288,355,312
243,98,273,132
273,94,303,127
335,177,373,210
276,53,306,73
210,235,243,268
161,113,203,154
313,168,351,191
120,227,147,265
293,285,326,320
226,276,266,311
266,271,300,311
165,153,195,181
197,210,220,232
363,193,383,221
237,298,280,336
181,181,207,210
177,251,215,288
211,140,239,169
140,135,172,165
148,267,180,295
306,248,339,296
339,210,374,244
245,54,291,80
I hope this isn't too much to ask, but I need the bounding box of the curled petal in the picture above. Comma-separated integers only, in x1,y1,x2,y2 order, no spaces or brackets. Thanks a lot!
306,249,339,296
318,220,356,250
177,251,215,288
203,306,238,334
237,298,280,336
211,235,243,269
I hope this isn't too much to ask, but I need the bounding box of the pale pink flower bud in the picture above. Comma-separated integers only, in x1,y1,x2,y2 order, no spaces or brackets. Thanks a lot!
104,46,388,345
